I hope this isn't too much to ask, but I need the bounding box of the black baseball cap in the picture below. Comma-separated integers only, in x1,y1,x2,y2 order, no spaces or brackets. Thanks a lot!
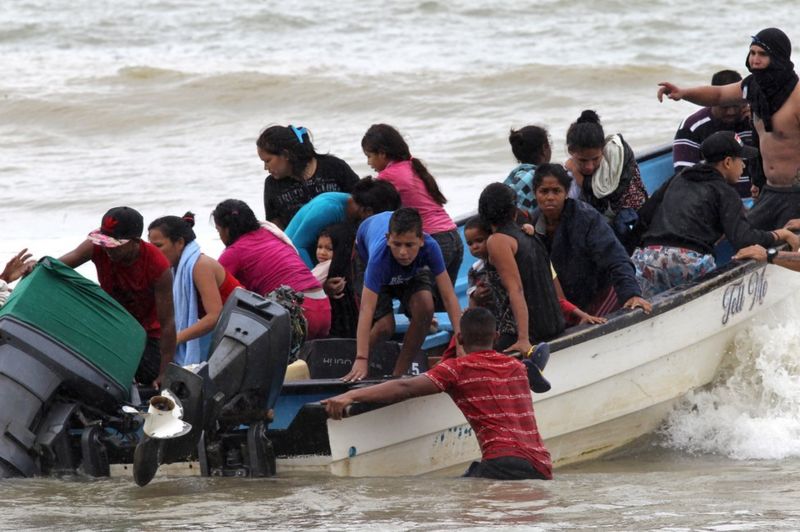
700,131,759,163
88,206,144,247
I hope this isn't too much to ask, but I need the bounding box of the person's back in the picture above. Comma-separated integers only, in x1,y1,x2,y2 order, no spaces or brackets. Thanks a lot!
425,348,552,480
284,191,350,268
503,125,553,215
377,160,455,234
219,228,320,297
492,221,564,345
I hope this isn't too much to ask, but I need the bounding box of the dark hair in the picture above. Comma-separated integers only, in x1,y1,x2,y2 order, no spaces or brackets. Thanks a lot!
148,211,197,244
566,110,605,151
711,69,742,86
212,199,261,245
464,215,492,234
533,163,573,192
508,125,550,164
324,223,357,277
361,124,447,205
478,182,516,227
351,176,401,214
459,307,496,348
256,125,318,178
388,207,423,237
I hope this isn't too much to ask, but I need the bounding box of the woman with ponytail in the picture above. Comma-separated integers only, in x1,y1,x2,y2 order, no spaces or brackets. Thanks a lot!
212,199,331,340
148,212,242,366
361,124,463,288
259,125,359,229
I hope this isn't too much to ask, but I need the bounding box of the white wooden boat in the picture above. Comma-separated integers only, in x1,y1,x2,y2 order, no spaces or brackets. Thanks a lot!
264,144,800,477
273,257,799,477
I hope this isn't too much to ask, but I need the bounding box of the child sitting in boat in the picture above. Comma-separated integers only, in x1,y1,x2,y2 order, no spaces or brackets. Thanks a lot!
464,216,500,317
342,207,462,381
311,227,334,284
324,307,552,480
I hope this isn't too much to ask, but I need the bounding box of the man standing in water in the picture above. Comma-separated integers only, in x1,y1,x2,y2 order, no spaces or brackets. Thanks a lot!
658,28,800,229
324,307,552,480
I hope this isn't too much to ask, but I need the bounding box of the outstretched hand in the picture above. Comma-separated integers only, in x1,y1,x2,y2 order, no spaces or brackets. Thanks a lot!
657,82,682,102
1,248,35,284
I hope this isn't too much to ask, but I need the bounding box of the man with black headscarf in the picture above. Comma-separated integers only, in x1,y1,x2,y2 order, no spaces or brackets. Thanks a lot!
657,28,800,230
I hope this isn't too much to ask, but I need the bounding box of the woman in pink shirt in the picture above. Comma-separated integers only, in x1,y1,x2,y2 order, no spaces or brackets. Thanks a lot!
361,124,463,288
212,199,331,340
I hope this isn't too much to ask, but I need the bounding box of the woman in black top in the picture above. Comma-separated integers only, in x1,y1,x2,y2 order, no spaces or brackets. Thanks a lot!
478,183,564,353
259,125,359,228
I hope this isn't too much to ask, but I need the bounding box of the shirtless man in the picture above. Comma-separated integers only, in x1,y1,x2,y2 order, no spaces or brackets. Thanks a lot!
658,28,800,229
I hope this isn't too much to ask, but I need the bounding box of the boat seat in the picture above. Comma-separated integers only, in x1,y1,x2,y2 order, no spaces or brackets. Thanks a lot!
298,338,428,379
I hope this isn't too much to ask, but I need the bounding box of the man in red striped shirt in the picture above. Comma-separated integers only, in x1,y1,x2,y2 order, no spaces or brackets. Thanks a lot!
323,307,552,480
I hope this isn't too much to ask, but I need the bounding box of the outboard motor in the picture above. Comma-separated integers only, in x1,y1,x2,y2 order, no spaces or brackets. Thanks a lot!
132,288,291,485
0,257,145,478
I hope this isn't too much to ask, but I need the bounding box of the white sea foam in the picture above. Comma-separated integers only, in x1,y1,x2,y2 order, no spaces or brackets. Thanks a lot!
663,298,800,460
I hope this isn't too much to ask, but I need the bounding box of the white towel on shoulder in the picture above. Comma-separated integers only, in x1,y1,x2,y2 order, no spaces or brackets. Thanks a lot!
592,134,625,199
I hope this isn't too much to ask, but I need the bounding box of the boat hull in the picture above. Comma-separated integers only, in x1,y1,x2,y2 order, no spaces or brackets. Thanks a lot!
275,261,799,477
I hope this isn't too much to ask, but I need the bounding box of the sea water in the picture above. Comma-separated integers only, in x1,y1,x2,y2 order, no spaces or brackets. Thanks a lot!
1,0,800,529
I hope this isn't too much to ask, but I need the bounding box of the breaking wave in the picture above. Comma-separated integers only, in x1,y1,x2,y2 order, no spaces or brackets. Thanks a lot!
663,298,800,459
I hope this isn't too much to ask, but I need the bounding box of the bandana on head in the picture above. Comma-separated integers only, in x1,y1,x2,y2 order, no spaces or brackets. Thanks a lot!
742,27,798,132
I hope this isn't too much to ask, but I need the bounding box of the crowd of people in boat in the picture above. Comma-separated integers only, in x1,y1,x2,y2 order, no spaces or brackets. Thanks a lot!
2,26,799,481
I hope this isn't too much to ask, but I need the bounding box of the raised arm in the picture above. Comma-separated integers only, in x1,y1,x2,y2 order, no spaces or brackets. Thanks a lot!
657,81,743,107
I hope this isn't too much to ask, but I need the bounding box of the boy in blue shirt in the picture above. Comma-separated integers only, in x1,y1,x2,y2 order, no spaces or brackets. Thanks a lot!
343,208,462,381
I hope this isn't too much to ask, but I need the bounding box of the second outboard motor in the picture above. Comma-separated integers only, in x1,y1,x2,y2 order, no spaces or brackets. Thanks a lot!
133,288,291,485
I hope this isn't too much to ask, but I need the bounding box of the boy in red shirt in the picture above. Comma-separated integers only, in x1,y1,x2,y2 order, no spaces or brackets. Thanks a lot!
323,307,552,480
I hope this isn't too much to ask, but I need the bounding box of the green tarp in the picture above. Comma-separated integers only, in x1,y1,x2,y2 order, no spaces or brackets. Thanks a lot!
0,257,145,389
